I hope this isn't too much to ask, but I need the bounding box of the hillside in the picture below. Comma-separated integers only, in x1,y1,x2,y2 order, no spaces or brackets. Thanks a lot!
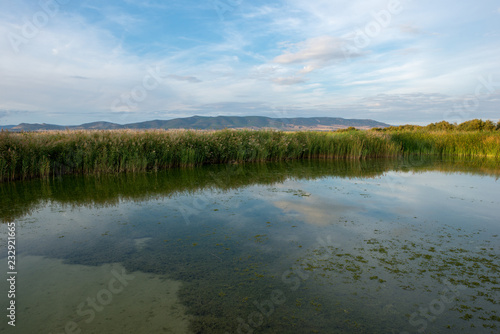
1,116,390,131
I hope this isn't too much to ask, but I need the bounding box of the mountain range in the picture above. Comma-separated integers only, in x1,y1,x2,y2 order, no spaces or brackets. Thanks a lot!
0,116,390,131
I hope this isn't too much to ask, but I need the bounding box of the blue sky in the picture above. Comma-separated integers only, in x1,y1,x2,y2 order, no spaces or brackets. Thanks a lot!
0,0,499,125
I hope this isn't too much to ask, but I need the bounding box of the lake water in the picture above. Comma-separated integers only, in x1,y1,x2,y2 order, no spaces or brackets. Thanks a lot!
1,157,499,333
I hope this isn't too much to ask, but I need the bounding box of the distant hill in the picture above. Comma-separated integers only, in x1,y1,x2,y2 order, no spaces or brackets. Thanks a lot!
1,116,390,132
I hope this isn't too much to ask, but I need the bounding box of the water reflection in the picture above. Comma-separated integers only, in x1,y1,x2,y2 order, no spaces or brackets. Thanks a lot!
1,156,499,224
0,157,499,333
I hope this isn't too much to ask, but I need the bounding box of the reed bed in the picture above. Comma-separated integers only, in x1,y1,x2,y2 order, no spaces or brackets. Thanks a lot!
389,131,500,157
0,129,498,182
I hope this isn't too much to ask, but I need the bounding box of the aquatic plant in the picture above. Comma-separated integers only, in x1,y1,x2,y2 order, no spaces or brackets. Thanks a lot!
0,127,499,181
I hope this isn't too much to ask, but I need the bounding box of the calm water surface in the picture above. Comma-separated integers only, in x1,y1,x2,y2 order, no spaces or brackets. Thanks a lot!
1,158,499,333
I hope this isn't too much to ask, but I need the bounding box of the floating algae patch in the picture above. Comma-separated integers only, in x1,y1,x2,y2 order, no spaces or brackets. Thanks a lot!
294,224,500,333
0,256,191,334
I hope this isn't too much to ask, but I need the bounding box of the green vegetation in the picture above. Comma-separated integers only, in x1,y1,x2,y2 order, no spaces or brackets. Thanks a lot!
374,119,500,132
1,119,499,181
300,228,500,331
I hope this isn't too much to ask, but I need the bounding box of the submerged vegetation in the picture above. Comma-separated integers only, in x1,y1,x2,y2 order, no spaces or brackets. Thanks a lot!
1,120,499,181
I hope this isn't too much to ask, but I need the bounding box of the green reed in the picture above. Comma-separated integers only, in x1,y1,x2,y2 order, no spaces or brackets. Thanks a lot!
0,129,498,182
389,131,500,157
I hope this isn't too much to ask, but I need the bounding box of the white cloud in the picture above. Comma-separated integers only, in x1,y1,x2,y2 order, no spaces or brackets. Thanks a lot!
272,76,307,85
250,64,283,79
298,65,315,74
273,36,348,67
0,0,499,125
167,75,202,83
399,24,422,34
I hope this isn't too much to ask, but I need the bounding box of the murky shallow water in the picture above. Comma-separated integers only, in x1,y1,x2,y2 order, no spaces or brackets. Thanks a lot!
1,157,499,333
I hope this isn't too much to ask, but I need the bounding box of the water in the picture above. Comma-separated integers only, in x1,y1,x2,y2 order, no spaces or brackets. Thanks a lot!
1,157,499,333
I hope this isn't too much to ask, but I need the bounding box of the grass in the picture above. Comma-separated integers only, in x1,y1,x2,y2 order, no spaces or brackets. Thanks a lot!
389,131,500,157
0,128,499,182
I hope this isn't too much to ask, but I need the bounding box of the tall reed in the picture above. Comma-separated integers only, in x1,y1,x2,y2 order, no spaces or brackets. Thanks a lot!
390,131,500,157
0,129,498,182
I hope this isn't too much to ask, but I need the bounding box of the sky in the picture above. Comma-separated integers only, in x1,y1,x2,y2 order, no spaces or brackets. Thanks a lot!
0,0,499,126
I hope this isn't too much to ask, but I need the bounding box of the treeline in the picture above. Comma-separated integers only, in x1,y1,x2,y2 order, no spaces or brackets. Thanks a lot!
372,119,500,132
